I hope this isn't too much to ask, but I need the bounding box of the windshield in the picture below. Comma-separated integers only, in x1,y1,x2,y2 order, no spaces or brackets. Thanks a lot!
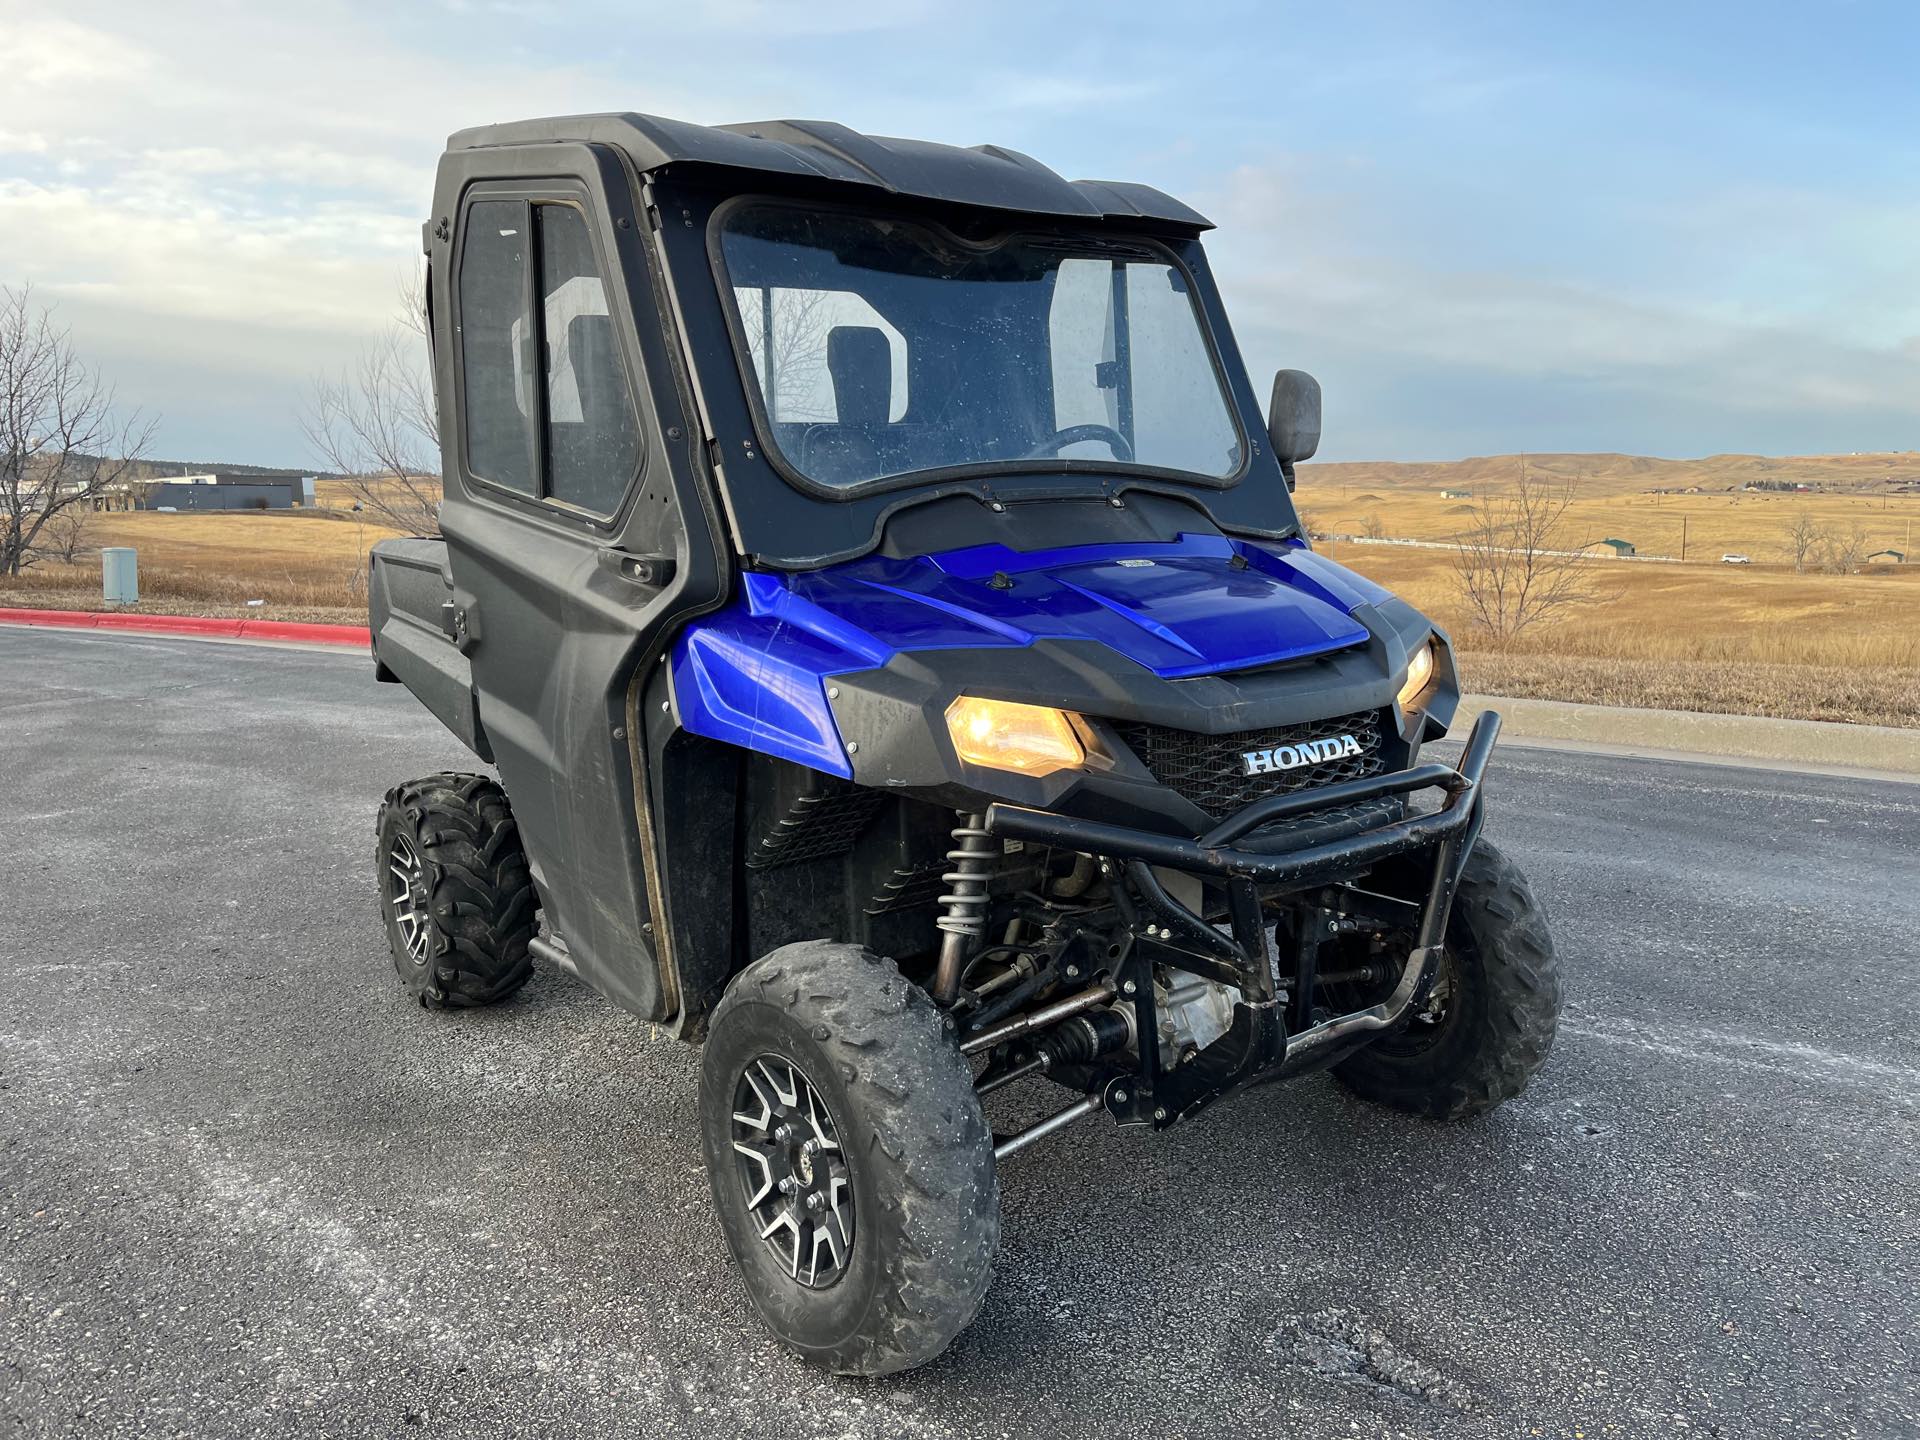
715,203,1245,494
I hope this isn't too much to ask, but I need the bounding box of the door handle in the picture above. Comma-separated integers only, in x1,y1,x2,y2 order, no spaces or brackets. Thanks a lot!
598,548,676,588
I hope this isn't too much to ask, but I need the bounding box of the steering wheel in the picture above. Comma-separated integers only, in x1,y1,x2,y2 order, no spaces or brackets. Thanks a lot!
1023,424,1135,462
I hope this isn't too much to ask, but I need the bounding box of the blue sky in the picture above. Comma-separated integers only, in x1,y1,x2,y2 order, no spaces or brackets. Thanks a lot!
2,0,1915,465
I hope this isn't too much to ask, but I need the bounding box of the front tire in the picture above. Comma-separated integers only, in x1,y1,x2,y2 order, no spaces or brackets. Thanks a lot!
375,773,536,1008
1332,838,1559,1119
699,942,999,1376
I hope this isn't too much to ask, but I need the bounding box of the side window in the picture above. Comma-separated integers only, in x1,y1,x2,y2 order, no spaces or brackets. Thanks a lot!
539,205,640,512
1046,256,1242,473
457,196,643,515
1123,264,1241,474
460,201,536,494
1047,258,1117,437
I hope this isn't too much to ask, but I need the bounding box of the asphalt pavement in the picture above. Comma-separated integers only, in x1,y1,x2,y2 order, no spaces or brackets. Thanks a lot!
2,626,1915,1439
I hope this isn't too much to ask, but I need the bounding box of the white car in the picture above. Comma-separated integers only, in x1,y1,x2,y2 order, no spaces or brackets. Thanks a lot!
1720,553,1752,565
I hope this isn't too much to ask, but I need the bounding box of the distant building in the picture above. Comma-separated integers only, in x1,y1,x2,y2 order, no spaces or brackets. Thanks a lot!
1584,537,1636,558
1439,488,1472,499
145,480,302,511
137,471,318,512
1867,549,1906,564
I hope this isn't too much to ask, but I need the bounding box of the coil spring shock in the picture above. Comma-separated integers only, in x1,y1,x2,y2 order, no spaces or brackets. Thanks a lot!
933,813,995,1004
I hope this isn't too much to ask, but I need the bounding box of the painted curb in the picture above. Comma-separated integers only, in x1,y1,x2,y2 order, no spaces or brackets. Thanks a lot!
1460,694,1920,777
0,607,371,649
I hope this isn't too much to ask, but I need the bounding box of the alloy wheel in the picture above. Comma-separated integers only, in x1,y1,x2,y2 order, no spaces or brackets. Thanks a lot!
730,1055,855,1288
386,832,430,967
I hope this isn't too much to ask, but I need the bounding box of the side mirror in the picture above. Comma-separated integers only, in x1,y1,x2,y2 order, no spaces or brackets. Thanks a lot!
1268,369,1322,492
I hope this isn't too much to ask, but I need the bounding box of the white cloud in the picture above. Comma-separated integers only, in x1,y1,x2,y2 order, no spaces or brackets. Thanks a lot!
1203,161,1920,424
2,2,1911,462
0,180,408,334
973,70,1164,114
0,0,786,459
633,0,939,36
11,16,153,88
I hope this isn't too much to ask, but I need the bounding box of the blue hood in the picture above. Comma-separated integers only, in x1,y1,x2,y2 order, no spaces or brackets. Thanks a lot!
671,534,1393,775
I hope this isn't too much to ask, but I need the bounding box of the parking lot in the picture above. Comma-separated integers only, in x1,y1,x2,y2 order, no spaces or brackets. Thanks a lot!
2,626,1916,1438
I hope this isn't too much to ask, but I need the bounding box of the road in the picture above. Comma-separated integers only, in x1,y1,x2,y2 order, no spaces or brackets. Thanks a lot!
2,627,1915,1439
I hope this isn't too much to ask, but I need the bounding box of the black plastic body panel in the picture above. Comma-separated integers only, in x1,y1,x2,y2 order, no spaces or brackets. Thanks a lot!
449,112,1213,231
422,138,732,1026
367,537,491,762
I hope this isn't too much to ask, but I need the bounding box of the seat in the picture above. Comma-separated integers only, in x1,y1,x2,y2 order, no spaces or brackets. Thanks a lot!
804,326,893,486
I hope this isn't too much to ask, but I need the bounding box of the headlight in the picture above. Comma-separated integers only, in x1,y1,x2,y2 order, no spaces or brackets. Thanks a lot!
1396,640,1438,710
945,696,1086,776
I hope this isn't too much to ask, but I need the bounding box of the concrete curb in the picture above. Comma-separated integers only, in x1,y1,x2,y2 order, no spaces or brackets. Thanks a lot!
0,607,371,649
1461,694,1920,778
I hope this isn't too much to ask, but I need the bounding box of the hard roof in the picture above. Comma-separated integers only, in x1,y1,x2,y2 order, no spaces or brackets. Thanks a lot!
448,112,1212,231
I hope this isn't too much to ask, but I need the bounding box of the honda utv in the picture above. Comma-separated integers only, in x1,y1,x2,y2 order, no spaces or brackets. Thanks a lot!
367,111,1559,1376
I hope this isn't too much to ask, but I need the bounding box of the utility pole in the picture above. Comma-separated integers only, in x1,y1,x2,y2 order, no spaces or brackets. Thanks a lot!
1680,513,1688,561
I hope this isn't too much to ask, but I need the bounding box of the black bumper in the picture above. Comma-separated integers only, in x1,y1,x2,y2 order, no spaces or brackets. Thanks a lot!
985,708,1499,900
976,711,1504,1129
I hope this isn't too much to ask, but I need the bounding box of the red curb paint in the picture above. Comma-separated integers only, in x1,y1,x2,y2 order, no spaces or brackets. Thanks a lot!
0,607,371,649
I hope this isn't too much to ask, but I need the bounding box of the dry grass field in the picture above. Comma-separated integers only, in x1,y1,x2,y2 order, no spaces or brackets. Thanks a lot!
0,506,394,620
1303,477,1916,565
1317,542,1920,726
1298,450,1920,727
4,453,1916,726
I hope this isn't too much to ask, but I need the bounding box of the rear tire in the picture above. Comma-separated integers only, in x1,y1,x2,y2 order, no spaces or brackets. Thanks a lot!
698,941,999,1376
375,773,536,1008
1332,838,1559,1119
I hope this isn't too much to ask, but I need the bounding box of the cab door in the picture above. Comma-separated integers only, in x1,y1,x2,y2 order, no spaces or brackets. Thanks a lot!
427,143,723,1021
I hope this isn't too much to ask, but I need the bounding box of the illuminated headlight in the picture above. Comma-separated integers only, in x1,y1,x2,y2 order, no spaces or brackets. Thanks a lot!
1396,640,1438,711
945,696,1086,776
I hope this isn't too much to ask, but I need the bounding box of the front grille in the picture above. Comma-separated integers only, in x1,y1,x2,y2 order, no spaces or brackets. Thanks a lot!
1111,708,1387,821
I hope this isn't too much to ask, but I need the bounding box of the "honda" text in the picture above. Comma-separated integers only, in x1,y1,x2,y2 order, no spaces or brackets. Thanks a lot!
1241,734,1363,775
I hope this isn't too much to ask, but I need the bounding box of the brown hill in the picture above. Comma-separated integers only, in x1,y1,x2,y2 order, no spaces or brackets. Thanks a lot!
1300,450,1920,499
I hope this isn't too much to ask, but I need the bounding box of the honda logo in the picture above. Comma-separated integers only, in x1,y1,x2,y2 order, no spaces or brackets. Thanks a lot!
1241,734,1363,775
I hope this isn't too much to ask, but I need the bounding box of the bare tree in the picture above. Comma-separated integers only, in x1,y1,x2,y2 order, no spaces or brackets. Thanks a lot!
1360,511,1388,540
1818,523,1870,576
301,273,442,537
1448,458,1597,641
119,468,162,512
0,286,156,575
35,504,92,564
743,287,836,420
1783,511,1826,572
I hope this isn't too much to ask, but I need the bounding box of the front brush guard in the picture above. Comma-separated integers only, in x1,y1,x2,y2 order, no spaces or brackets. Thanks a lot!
981,710,1503,1130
